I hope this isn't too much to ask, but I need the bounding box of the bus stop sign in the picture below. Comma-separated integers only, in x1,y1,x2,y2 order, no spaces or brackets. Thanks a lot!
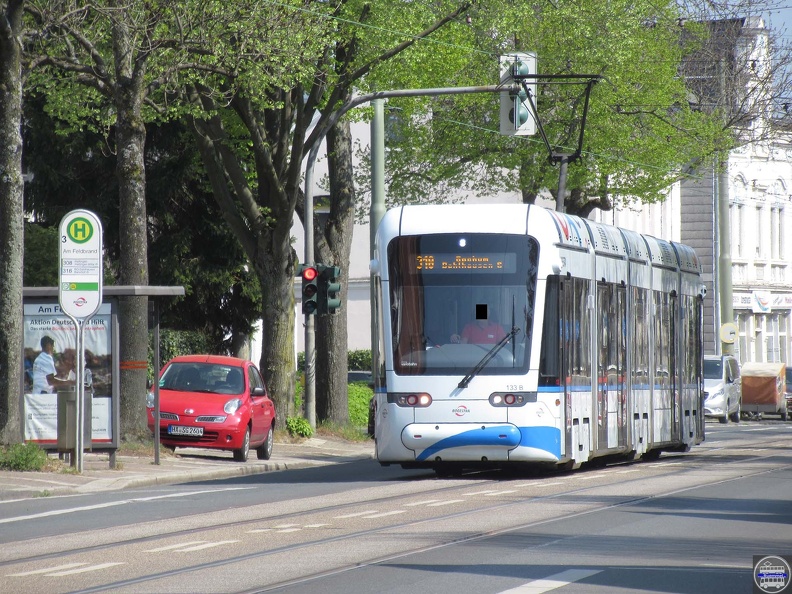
59,209,103,320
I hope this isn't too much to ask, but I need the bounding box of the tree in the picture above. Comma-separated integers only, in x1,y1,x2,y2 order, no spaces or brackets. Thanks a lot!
355,0,732,217
24,1,162,439
185,1,474,425
0,0,26,445
21,101,262,354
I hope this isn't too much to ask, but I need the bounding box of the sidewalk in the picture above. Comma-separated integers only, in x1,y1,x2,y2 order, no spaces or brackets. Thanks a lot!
0,438,375,501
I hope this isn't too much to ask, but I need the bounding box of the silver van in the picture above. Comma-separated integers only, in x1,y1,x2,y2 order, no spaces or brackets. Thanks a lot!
703,355,742,423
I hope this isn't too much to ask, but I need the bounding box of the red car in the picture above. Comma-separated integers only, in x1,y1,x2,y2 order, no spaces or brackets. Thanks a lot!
146,355,276,462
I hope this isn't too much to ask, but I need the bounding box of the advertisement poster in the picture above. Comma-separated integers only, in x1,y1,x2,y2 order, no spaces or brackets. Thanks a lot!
23,302,113,444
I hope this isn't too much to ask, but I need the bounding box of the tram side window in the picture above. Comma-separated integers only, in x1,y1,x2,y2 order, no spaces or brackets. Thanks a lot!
573,278,591,389
683,295,700,392
632,287,650,389
539,276,560,386
654,291,671,399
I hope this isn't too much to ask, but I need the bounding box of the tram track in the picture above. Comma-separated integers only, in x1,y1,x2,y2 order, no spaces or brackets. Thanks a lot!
76,449,792,593
4,430,790,594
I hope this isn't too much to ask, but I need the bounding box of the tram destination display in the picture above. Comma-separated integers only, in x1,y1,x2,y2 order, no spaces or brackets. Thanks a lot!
414,253,517,274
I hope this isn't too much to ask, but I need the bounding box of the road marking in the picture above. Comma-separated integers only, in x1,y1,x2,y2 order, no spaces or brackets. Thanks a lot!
466,489,500,496
426,499,465,507
247,529,272,533
175,540,239,552
0,487,254,525
532,482,562,487
145,541,207,552
404,500,440,506
304,523,330,528
47,563,126,576
276,528,303,533
498,569,602,593
486,490,517,496
273,524,299,529
360,510,407,518
7,563,86,576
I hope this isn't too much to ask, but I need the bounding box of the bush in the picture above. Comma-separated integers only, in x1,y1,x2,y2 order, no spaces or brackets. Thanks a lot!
348,382,373,427
347,350,372,371
297,349,372,372
0,442,48,471
286,417,314,438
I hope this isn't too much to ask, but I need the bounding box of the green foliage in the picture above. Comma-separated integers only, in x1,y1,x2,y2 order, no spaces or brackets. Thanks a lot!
0,442,48,471
348,382,374,427
348,350,372,371
358,0,730,215
286,417,314,438
23,223,59,286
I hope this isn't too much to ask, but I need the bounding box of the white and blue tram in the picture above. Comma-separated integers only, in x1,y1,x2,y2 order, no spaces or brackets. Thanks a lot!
370,204,705,473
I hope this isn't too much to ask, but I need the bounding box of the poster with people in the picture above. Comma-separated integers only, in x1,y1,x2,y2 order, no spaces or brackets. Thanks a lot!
23,302,113,445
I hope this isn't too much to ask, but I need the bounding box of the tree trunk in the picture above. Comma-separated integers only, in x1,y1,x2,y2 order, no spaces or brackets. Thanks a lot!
316,120,355,425
0,0,25,445
112,12,150,441
253,234,297,428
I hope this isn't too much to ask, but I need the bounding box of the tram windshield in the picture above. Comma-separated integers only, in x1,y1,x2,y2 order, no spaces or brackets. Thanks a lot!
387,233,539,376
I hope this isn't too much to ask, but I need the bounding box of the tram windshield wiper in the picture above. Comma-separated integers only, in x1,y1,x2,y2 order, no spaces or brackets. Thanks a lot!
457,326,520,389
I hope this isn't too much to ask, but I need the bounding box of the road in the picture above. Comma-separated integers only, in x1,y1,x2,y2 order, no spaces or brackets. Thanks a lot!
1,420,790,594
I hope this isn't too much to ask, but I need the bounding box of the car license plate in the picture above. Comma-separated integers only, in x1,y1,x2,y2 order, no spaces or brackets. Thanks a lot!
167,425,204,437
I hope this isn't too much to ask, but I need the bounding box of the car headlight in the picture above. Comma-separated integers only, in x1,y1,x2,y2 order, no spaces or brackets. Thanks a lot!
146,393,154,409
706,388,724,403
224,398,243,415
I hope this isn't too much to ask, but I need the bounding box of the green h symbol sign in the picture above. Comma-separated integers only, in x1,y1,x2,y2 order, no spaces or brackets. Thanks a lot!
68,217,93,243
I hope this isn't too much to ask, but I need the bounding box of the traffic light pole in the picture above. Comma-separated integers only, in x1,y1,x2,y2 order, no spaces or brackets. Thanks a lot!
304,143,318,429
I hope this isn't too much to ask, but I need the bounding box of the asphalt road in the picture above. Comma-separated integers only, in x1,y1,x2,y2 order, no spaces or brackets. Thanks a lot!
1,420,790,594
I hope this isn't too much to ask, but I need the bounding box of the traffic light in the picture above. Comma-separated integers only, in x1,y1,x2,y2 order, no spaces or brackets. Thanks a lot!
300,264,319,315
499,52,537,136
318,265,342,315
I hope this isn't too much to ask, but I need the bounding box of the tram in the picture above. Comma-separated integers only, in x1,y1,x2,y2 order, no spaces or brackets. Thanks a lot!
369,204,705,474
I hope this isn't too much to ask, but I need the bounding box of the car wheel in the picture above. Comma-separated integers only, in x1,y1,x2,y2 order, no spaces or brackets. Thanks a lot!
782,409,789,422
718,412,728,424
233,426,251,462
256,426,273,460
729,401,741,423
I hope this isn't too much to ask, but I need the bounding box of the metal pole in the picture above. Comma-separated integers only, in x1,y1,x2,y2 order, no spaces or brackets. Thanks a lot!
718,159,734,355
304,144,319,429
74,319,85,473
154,300,161,465
370,100,387,379
556,156,568,213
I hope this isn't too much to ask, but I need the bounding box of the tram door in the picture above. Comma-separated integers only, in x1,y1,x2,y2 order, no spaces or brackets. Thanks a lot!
597,283,627,451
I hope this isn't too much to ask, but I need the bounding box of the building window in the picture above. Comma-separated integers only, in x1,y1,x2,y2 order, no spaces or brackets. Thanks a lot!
755,205,764,259
731,203,743,258
779,312,789,366
770,207,780,260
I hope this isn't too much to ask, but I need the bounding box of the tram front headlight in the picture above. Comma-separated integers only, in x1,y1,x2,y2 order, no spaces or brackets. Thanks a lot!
391,393,432,407
489,392,536,407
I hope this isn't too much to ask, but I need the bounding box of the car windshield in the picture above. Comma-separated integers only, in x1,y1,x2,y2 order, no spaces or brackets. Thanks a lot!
160,362,244,395
703,358,723,380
